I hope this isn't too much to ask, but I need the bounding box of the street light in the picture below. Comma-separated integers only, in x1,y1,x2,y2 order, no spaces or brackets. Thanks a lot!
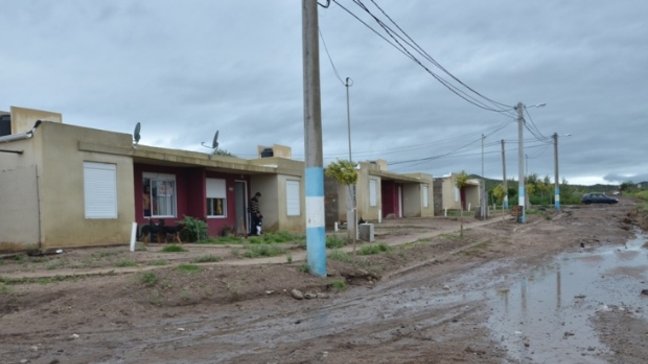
345,76,357,243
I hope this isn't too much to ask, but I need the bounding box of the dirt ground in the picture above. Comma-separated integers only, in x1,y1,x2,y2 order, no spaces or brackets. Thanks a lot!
1,198,646,363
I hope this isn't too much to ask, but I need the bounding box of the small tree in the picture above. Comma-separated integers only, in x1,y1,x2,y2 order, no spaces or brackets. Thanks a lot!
326,160,359,251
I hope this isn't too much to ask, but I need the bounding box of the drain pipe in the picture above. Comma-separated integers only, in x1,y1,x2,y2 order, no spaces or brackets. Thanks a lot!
0,120,42,144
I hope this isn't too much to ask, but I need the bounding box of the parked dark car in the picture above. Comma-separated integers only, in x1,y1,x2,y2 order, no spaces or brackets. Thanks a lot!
581,192,618,204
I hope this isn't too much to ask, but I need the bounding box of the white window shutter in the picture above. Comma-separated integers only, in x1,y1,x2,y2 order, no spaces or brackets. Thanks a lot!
84,162,117,219
286,180,300,216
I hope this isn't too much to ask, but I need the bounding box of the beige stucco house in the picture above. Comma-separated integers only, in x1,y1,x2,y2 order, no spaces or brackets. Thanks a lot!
433,173,481,214
326,159,434,226
0,107,305,252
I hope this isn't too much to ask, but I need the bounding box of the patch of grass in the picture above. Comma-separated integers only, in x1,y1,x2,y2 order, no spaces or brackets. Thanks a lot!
92,251,119,259
0,282,10,294
115,259,137,267
330,279,347,292
46,260,65,270
286,254,293,264
161,244,187,253
243,244,286,258
199,236,244,244
147,259,169,266
176,263,201,273
358,243,390,256
328,249,354,263
139,272,158,287
326,235,346,249
461,240,491,257
248,231,305,245
192,255,222,263
298,263,309,273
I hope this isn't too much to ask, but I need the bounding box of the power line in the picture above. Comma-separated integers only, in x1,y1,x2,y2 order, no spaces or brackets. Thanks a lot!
319,28,346,86
329,0,515,115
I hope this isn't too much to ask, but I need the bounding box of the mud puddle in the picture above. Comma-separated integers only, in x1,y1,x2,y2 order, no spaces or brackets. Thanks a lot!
486,232,648,363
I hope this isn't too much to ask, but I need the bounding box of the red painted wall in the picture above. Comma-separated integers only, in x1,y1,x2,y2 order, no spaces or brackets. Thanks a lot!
134,164,249,238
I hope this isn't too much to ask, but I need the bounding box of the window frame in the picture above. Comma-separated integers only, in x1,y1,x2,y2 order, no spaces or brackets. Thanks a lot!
143,172,177,218
206,178,227,218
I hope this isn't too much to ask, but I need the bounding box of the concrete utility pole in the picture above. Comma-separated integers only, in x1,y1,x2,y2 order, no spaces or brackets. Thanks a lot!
501,139,508,209
553,132,560,210
302,0,326,277
480,134,486,219
345,76,357,245
516,102,526,223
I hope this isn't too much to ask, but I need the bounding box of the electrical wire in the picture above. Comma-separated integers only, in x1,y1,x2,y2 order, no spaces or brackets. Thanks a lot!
319,28,346,86
330,0,515,116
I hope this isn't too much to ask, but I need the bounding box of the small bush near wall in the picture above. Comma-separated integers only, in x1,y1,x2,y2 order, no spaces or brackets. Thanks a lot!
181,216,208,242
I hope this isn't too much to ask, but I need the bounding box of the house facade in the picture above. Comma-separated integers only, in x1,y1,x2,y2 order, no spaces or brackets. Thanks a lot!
0,107,304,252
433,173,481,214
326,159,434,226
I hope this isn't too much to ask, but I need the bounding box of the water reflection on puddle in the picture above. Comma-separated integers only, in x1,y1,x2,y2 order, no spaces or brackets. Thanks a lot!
487,233,648,363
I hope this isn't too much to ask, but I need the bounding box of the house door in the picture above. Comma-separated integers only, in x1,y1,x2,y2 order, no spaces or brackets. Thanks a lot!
234,180,248,235
398,184,403,218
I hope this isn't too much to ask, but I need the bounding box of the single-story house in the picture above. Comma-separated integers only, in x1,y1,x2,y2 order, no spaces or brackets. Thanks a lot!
325,159,434,226
433,173,481,214
0,106,304,252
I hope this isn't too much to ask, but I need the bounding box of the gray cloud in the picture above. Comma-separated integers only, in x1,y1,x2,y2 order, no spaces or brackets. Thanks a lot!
1,0,646,185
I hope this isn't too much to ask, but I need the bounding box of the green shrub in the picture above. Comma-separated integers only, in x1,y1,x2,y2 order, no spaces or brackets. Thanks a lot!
330,279,347,292
358,243,390,255
181,216,208,242
326,235,346,249
139,272,158,287
161,244,186,253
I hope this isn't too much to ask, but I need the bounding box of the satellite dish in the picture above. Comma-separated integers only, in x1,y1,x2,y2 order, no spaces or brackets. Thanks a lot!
133,122,141,145
212,130,219,149
201,130,220,158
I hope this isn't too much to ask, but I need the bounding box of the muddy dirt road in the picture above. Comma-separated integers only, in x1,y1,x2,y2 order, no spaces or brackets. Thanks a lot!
1,199,647,363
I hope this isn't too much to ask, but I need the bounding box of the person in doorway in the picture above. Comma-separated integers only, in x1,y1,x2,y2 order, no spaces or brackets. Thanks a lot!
143,184,151,217
248,192,262,235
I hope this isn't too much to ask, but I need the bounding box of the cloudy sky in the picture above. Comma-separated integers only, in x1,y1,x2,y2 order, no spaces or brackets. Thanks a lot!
1,0,646,185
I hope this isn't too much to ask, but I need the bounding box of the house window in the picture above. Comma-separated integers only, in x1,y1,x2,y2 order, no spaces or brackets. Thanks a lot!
206,178,227,218
143,173,177,217
369,178,378,207
286,179,301,216
83,162,117,219
422,184,429,208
